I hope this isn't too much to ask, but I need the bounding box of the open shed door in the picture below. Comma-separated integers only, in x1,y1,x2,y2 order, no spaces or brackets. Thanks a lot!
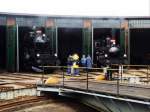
130,28,150,65
0,17,7,71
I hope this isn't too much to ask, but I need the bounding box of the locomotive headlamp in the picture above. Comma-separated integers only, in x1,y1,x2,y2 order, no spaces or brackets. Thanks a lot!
37,53,40,57
43,34,46,37
123,54,127,58
104,54,108,58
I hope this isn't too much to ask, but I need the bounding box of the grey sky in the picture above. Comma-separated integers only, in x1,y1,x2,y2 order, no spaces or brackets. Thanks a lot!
0,0,149,16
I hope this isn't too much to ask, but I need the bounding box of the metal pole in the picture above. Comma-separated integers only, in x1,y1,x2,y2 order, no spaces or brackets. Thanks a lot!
125,21,127,55
55,21,58,54
148,65,150,83
91,26,94,64
121,64,123,81
51,28,54,54
86,68,89,91
117,68,120,96
62,66,64,87
149,0,150,16
120,19,123,81
127,22,131,64
147,65,149,83
16,24,19,72
42,66,44,86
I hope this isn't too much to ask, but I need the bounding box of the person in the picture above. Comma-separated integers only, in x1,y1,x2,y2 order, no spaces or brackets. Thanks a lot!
72,62,79,76
72,54,80,76
106,36,111,47
97,50,105,67
54,53,61,66
86,55,92,69
81,55,86,67
67,55,72,75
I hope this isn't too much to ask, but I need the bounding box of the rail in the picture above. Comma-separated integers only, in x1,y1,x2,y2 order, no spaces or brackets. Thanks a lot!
0,96,46,112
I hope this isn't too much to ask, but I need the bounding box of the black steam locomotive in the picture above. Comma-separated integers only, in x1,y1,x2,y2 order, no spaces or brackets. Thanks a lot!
94,36,127,67
23,27,57,72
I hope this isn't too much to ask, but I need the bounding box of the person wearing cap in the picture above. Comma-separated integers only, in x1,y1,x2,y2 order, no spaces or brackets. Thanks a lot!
81,55,86,67
86,55,92,69
66,55,73,75
72,54,80,76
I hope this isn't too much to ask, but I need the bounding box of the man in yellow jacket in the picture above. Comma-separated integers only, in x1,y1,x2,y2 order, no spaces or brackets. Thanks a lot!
72,54,80,76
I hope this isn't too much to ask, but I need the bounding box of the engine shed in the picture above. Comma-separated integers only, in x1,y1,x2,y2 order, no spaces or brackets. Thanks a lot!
0,13,150,72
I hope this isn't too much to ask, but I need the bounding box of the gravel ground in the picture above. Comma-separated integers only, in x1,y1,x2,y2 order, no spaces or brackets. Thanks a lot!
16,101,99,112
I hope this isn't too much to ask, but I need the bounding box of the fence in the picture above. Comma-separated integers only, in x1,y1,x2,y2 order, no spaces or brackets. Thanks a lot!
39,64,150,97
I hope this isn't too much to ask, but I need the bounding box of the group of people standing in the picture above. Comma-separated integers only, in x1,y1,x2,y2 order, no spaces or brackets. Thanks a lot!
80,55,92,68
67,54,92,76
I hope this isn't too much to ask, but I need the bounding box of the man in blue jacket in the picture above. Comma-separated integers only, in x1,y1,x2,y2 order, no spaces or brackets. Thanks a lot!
86,55,92,68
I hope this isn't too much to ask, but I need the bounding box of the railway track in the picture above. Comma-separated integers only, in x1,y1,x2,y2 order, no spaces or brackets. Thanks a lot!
0,96,47,112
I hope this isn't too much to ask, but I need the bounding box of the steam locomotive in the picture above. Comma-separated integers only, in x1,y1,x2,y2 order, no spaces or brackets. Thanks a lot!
94,36,127,67
23,27,57,72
